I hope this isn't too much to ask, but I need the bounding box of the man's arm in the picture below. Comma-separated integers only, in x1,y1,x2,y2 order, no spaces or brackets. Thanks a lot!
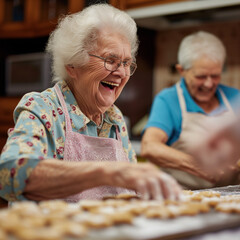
141,127,212,181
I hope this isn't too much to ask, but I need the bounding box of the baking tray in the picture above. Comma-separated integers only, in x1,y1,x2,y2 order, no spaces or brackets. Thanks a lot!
81,185,240,240
203,184,240,195
81,211,240,240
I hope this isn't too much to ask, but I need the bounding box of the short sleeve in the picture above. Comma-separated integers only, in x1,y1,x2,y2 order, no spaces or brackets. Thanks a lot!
144,93,175,138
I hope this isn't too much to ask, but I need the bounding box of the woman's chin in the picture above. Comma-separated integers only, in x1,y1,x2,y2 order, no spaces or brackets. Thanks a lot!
97,98,115,111
98,86,117,104
98,94,116,107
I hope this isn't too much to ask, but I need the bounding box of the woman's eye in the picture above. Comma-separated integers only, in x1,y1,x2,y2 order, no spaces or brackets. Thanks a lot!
211,75,220,80
106,58,117,65
123,61,131,67
196,75,207,80
195,75,220,80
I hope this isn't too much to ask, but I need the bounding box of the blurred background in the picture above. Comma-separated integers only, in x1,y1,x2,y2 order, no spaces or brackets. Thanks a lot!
0,0,240,154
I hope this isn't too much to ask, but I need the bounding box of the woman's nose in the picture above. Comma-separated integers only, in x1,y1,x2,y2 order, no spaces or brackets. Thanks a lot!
203,76,214,88
112,63,127,78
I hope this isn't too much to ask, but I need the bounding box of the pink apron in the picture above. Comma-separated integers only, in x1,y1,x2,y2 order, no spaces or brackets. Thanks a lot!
55,85,133,202
163,82,239,189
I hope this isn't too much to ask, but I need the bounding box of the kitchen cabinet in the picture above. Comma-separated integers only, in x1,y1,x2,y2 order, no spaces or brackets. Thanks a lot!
0,197,7,208
0,97,20,152
0,0,84,38
1,0,239,38
0,0,193,38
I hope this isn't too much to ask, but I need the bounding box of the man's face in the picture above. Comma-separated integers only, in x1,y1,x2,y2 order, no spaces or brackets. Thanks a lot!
182,58,223,104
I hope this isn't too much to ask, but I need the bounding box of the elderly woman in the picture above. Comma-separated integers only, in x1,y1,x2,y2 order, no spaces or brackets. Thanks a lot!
141,31,240,189
0,4,181,202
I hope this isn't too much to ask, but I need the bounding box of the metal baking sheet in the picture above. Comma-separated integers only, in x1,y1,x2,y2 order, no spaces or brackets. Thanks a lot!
81,185,240,240
203,185,240,195
81,212,240,240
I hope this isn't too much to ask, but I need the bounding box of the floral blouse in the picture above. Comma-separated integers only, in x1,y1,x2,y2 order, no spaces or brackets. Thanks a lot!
0,81,137,201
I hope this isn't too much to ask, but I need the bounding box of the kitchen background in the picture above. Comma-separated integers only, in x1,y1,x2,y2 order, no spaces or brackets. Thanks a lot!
0,0,240,154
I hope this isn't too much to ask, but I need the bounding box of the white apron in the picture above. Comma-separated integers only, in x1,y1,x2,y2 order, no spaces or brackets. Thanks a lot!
55,85,133,202
164,82,238,189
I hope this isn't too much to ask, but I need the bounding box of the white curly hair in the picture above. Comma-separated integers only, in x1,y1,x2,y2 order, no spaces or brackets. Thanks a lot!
46,3,139,82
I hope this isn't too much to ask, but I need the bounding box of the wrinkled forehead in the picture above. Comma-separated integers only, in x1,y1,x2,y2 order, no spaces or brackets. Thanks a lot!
96,31,132,58
191,57,223,69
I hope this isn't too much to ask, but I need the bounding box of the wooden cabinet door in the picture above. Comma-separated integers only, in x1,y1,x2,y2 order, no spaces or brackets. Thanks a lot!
0,198,8,209
0,0,84,38
0,97,20,152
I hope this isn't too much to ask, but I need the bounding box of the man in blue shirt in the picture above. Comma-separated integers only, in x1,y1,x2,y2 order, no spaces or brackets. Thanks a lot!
141,31,240,189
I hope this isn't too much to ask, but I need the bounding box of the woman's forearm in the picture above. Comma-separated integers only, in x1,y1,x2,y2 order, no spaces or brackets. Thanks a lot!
24,159,108,201
24,159,183,201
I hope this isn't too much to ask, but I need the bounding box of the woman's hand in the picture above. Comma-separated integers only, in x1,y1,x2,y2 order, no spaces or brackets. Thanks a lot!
24,160,182,201
190,117,240,184
103,162,182,200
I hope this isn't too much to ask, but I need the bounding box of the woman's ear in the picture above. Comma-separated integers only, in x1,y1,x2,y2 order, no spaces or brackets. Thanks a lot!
65,65,76,79
175,64,184,75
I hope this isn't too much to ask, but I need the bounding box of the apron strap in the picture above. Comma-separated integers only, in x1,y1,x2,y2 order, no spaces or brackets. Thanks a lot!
115,125,122,142
54,84,72,132
219,89,235,115
176,82,187,114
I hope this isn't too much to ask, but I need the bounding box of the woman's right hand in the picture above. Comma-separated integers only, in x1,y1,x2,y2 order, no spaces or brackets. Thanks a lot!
103,162,182,201
24,159,182,201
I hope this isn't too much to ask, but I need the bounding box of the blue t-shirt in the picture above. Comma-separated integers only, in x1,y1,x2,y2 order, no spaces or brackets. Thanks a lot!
145,78,240,145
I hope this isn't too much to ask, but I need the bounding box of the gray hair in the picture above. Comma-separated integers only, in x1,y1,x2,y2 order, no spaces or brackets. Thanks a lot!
46,4,139,82
177,31,226,69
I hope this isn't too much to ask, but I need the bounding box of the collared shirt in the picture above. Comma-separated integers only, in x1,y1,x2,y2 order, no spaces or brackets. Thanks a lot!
144,78,240,145
0,81,136,201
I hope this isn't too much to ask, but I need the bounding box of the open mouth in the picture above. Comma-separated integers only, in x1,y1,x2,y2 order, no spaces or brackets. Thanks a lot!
199,88,214,95
200,88,211,92
101,81,119,90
